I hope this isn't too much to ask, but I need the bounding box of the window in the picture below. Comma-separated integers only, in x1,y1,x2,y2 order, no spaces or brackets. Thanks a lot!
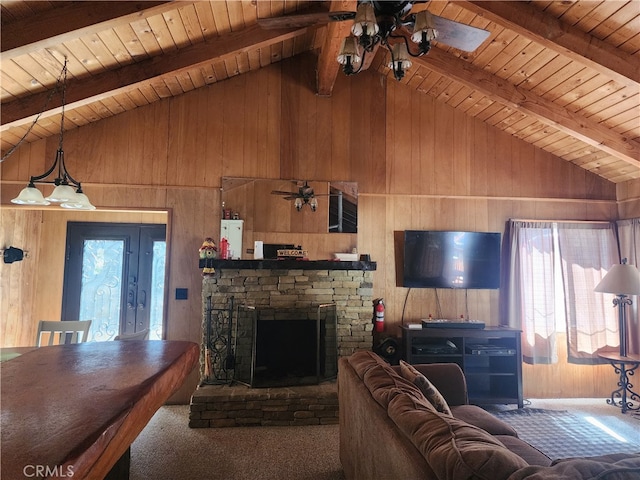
504,220,619,364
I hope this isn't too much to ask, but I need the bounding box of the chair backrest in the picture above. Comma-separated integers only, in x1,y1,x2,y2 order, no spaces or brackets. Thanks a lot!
36,320,92,346
114,328,150,341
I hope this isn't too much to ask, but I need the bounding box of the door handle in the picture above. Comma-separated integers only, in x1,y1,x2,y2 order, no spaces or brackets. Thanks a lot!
127,275,137,309
137,290,146,310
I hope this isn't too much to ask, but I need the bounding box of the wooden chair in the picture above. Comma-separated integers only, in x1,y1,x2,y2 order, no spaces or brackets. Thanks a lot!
114,328,150,341
36,320,92,346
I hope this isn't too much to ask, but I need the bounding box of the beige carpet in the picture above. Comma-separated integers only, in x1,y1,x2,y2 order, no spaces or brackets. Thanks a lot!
130,405,344,480
131,399,639,480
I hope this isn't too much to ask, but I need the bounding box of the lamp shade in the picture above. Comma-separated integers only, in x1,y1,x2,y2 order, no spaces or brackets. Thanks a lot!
11,185,50,205
595,263,640,295
351,3,378,37
61,192,96,210
411,11,437,43
337,37,361,65
46,184,78,202
388,43,412,70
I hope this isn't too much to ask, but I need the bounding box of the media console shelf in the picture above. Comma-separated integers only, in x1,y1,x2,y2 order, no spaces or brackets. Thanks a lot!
401,326,523,408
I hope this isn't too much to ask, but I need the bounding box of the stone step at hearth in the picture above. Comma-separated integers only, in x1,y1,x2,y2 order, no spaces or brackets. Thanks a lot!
189,381,338,428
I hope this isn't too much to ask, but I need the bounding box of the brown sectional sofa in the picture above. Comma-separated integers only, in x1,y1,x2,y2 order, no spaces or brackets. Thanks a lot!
338,351,640,480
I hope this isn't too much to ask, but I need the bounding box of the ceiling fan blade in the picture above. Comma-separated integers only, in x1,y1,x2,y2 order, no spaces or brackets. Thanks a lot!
258,10,355,29
271,190,298,196
431,15,491,52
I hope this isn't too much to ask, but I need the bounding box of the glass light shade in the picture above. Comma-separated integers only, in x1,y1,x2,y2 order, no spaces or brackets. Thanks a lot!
294,197,303,211
351,3,378,37
46,184,78,202
388,43,412,70
11,185,50,205
61,191,96,210
411,11,438,43
310,197,318,211
337,37,361,65
595,263,640,296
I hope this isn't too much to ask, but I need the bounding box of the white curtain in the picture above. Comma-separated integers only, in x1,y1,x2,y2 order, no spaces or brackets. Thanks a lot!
504,220,620,364
617,218,640,355
556,223,618,364
504,221,557,364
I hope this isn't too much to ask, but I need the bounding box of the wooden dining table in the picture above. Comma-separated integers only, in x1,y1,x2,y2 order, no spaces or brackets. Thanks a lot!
1,340,199,479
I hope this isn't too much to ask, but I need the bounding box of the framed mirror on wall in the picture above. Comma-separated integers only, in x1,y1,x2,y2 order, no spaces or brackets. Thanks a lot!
220,177,357,234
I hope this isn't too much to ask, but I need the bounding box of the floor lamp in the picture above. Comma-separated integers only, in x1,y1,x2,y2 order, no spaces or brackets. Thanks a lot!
594,259,640,357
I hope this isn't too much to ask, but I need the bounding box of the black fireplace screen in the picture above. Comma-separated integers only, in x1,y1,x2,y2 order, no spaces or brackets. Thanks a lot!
201,296,235,385
234,303,338,388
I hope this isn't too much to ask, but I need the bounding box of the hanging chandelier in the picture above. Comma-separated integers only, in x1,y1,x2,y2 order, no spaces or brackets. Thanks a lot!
11,58,95,210
336,2,437,81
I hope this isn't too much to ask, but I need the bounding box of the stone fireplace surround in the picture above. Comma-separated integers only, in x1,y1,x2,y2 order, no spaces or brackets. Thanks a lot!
189,259,376,428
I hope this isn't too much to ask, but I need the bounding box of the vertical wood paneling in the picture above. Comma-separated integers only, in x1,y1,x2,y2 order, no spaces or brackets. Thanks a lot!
0,209,42,347
0,55,623,401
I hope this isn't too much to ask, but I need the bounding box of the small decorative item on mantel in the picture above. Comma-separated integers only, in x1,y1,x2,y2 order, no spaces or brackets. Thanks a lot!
277,245,308,260
199,238,217,276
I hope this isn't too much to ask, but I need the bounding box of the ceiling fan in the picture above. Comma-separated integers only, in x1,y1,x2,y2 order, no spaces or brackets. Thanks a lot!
258,1,491,80
271,181,333,211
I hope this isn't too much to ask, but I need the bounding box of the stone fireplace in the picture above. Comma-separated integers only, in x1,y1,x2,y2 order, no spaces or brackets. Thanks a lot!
189,259,376,427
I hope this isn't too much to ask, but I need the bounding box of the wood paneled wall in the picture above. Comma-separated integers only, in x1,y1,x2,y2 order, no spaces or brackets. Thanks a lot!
1,53,625,401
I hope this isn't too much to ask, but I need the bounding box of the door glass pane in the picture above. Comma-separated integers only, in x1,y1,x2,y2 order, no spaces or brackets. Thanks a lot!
80,240,124,341
149,240,166,340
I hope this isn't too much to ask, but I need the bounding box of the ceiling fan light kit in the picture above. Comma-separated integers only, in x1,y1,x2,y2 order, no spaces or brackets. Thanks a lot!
336,1,487,81
337,2,437,81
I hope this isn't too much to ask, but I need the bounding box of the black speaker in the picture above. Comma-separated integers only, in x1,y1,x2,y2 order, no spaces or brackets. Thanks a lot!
373,336,401,365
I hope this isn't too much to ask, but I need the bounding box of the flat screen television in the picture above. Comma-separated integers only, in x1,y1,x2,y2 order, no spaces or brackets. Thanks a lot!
403,231,501,289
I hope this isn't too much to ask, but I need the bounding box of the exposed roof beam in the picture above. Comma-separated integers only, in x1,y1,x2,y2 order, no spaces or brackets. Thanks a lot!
412,47,640,168
1,24,308,130
1,1,180,60
316,1,356,96
459,1,640,90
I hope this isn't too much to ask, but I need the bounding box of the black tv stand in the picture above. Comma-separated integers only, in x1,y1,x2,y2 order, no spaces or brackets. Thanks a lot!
401,326,523,407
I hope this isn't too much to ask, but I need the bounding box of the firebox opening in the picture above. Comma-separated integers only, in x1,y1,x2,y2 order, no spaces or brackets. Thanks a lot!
254,319,319,387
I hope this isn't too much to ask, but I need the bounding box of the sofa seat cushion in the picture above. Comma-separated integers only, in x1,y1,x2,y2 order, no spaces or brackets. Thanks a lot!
451,405,519,437
496,435,552,467
389,393,529,480
506,454,640,480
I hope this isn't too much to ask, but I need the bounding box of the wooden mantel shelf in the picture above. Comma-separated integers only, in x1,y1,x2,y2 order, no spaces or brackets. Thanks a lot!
198,259,377,271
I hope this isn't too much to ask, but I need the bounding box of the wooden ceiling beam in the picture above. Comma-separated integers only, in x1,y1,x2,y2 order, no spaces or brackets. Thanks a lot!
1,1,180,60
413,48,640,168
316,1,356,96
1,24,308,130
459,1,640,89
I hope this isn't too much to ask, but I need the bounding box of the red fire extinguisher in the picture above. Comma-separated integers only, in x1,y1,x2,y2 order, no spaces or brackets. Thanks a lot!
220,237,229,260
373,298,385,333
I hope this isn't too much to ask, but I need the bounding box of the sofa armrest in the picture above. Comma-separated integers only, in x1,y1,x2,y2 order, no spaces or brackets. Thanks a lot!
395,363,469,406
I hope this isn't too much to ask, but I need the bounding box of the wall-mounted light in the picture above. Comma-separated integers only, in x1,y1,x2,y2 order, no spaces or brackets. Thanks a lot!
10,58,95,210
3,246,25,264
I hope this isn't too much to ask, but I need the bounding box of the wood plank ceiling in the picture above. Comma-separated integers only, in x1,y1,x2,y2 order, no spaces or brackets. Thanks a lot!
1,1,639,183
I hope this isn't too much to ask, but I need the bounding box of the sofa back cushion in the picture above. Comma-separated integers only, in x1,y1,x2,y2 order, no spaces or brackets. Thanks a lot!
348,351,435,412
400,360,453,416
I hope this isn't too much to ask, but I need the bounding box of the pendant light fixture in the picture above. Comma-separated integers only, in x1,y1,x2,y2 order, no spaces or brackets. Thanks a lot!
11,58,95,210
